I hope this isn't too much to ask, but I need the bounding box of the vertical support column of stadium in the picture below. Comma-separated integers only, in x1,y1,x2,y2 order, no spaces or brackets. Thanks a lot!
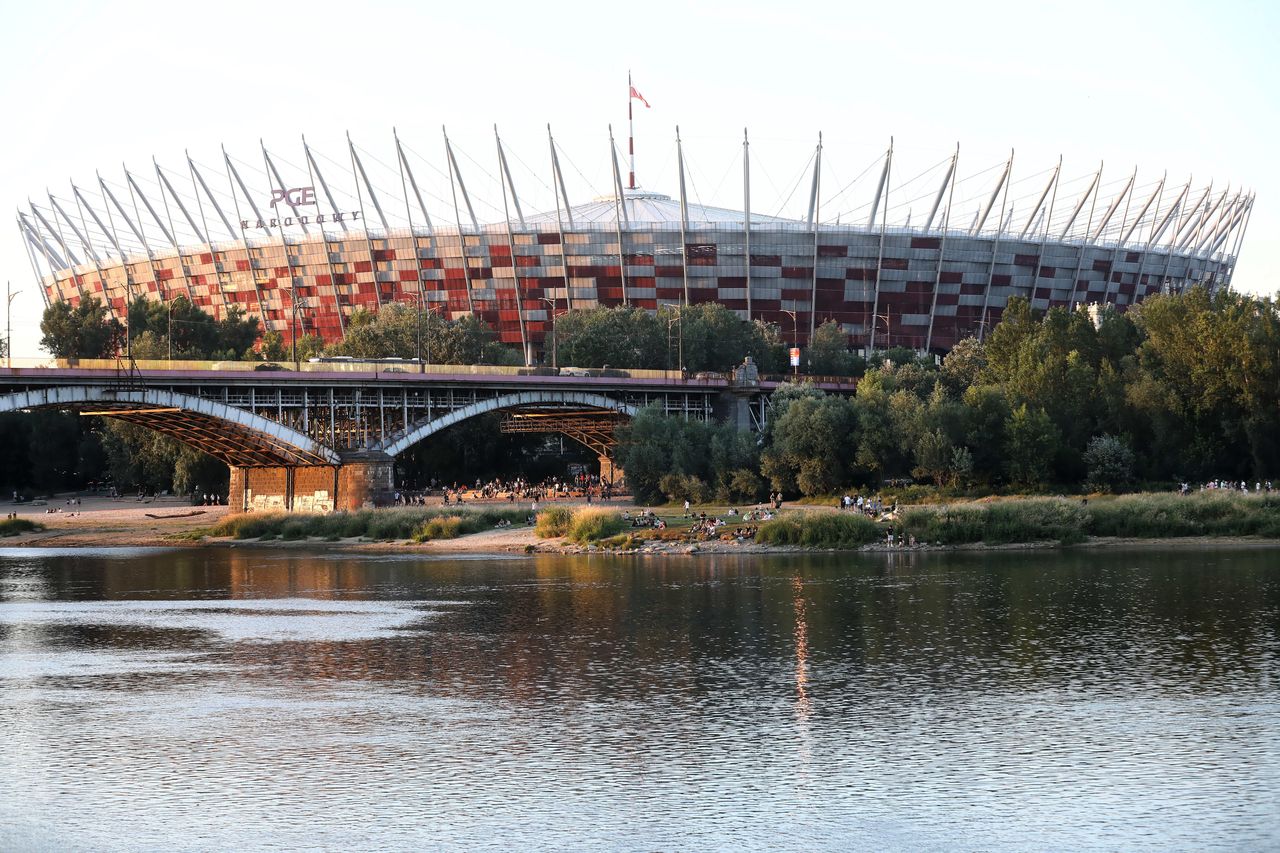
1196,190,1242,256
608,125,630,306
443,128,478,315
495,126,530,364
547,126,575,311
1168,184,1213,292
1117,173,1166,301
1223,195,1254,289
1065,163,1103,312
394,128,432,358
86,179,140,310
261,143,306,349
222,148,276,332
806,132,825,339
28,202,85,306
302,136,347,336
18,218,53,308
126,167,197,304
865,140,891,352
102,171,166,318
1201,194,1249,289
976,151,1014,339
743,128,752,321
1027,156,1062,312
185,155,238,323
676,127,690,306
36,196,91,311
17,212,65,287
1147,177,1191,280
152,163,200,313
347,133,384,310
169,156,230,318
50,191,113,321
1095,168,1137,307
925,145,960,352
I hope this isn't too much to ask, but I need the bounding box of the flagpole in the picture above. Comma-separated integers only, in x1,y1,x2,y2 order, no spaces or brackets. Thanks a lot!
628,70,636,189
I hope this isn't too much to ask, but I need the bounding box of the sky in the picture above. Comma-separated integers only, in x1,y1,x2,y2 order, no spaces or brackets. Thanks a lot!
2,0,1276,357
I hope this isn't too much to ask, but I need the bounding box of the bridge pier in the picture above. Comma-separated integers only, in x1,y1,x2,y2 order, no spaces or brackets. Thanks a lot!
228,452,395,514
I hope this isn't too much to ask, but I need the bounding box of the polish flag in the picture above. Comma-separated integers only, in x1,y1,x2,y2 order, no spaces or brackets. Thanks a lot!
629,86,651,108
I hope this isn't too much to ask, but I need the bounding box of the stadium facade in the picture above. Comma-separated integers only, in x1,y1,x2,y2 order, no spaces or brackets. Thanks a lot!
16,129,1253,358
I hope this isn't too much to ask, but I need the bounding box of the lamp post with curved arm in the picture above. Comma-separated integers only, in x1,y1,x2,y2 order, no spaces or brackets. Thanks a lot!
781,308,799,376
5,282,19,368
538,296,558,369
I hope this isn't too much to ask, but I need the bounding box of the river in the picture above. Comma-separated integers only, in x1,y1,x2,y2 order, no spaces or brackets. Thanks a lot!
1,545,1277,851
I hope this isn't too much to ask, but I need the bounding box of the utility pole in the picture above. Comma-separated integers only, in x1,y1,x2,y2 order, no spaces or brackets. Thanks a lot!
782,309,799,376
5,281,18,368
416,294,424,373
538,296,558,369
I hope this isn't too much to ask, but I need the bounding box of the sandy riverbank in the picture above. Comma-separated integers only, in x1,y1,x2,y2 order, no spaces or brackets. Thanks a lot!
4,494,1280,555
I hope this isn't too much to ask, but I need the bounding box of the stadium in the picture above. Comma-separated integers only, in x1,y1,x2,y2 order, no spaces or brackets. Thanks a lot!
16,126,1253,358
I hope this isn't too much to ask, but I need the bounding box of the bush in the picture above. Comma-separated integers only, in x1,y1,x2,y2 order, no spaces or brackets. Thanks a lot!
567,507,626,544
413,515,463,541
754,511,880,547
659,473,709,504
534,506,574,538
0,518,43,537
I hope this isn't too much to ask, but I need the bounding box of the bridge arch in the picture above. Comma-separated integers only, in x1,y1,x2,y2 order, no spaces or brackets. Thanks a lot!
375,390,638,458
0,386,340,467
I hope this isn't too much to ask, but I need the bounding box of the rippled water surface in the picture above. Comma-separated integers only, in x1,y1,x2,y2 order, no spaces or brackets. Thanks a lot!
1,545,1278,851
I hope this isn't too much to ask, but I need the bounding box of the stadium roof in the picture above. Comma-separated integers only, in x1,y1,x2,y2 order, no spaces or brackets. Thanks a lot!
524,188,802,227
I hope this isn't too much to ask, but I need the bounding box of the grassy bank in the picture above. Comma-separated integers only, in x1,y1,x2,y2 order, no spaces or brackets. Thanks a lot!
896,492,1280,545
755,511,881,547
0,518,44,537
207,506,529,542
535,506,626,544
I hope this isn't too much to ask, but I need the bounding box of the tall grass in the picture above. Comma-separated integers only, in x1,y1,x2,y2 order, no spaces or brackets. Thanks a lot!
0,518,43,537
209,506,528,542
755,511,881,547
534,506,575,538
898,492,1280,545
566,508,625,544
1085,491,1280,538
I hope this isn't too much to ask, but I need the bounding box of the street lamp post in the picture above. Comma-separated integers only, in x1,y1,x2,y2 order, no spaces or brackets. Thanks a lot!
291,297,310,370
538,296,558,369
781,308,799,376
5,281,20,369
167,300,174,362
415,294,423,373
661,303,683,375
873,311,891,356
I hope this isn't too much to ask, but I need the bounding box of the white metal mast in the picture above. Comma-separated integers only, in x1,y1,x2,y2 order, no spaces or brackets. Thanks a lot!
743,128,752,321
608,124,629,305
547,125,573,310
443,127,476,314
675,126,689,306
495,126,530,363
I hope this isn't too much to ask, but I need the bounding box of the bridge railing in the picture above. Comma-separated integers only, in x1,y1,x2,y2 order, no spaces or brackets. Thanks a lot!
0,356,689,381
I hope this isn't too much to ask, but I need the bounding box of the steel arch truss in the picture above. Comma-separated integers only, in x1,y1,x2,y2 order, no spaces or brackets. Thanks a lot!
375,390,644,457
0,386,339,468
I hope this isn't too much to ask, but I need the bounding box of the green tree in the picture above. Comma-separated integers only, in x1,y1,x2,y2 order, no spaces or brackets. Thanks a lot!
40,298,123,358
553,305,665,368
1083,434,1136,492
761,394,858,496
804,320,864,376
1004,404,1060,488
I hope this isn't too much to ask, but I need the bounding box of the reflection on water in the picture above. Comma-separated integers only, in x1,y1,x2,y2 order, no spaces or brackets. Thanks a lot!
1,546,1278,851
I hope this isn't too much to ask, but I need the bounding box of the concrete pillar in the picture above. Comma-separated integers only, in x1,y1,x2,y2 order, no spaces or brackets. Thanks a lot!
598,455,624,490
335,451,395,510
227,457,395,514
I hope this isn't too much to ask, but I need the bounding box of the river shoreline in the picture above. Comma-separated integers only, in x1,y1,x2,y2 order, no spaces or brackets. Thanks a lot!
4,497,1279,555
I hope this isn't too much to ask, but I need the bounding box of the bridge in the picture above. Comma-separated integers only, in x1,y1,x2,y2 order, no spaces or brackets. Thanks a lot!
0,359,844,512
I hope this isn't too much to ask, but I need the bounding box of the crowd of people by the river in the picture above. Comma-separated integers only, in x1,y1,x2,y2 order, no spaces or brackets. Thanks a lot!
838,493,898,517
1183,479,1274,495
394,472,616,507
